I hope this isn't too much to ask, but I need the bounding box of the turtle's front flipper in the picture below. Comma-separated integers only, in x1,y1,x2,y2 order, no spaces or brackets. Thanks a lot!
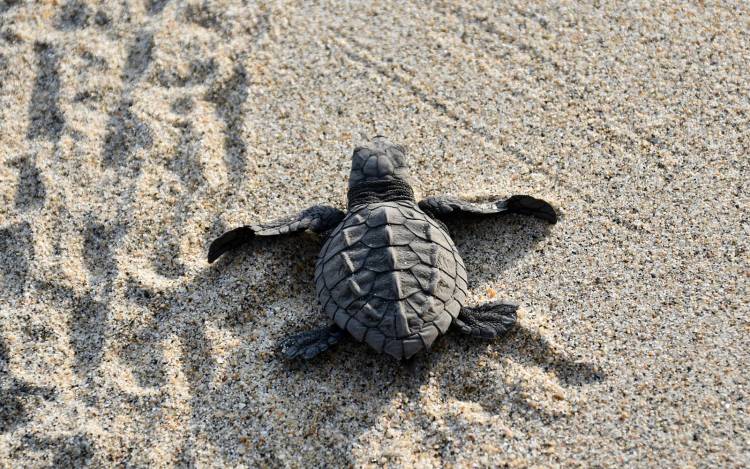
279,324,348,359
419,195,557,224
454,300,518,339
208,205,345,263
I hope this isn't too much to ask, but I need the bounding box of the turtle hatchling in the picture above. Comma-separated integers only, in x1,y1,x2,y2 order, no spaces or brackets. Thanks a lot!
208,137,557,360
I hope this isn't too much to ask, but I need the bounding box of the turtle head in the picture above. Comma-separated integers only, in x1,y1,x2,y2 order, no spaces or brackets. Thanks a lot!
348,136,410,188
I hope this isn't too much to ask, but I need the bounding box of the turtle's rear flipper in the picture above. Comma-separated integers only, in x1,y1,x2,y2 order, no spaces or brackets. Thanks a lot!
454,301,518,339
279,324,348,360
208,205,345,263
419,195,557,224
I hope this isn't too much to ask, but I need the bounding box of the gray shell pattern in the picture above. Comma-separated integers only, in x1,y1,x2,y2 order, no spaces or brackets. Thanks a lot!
314,200,468,359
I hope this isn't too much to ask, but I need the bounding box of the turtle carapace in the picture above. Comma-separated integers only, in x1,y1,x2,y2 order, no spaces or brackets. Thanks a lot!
208,137,557,360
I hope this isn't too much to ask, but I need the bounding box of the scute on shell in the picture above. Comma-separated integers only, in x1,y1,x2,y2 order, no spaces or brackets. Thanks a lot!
315,201,468,359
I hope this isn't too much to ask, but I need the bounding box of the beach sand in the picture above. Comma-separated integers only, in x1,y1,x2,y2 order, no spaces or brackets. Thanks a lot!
1,0,748,466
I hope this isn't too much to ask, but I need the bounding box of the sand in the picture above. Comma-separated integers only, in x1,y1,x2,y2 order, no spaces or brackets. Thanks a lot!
1,0,748,467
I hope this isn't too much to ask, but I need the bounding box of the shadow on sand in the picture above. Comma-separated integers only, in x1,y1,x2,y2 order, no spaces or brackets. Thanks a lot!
121,213,603,465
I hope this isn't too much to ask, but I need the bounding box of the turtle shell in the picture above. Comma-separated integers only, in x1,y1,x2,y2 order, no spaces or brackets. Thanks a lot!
314,200,468,359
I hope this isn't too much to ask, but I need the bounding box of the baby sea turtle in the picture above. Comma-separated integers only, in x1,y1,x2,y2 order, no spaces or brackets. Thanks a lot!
208,137,557,360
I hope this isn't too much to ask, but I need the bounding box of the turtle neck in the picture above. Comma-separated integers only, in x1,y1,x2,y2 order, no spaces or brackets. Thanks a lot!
347,178,415,208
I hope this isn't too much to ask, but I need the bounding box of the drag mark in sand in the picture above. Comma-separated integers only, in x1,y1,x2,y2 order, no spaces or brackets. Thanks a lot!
200,10,268,182
0,222,34,296
0,335,57,435
102,31,155,171
333,34,651,236
27,43,64,142
205,65,249,182
12,155,46,210
332,35,561,188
